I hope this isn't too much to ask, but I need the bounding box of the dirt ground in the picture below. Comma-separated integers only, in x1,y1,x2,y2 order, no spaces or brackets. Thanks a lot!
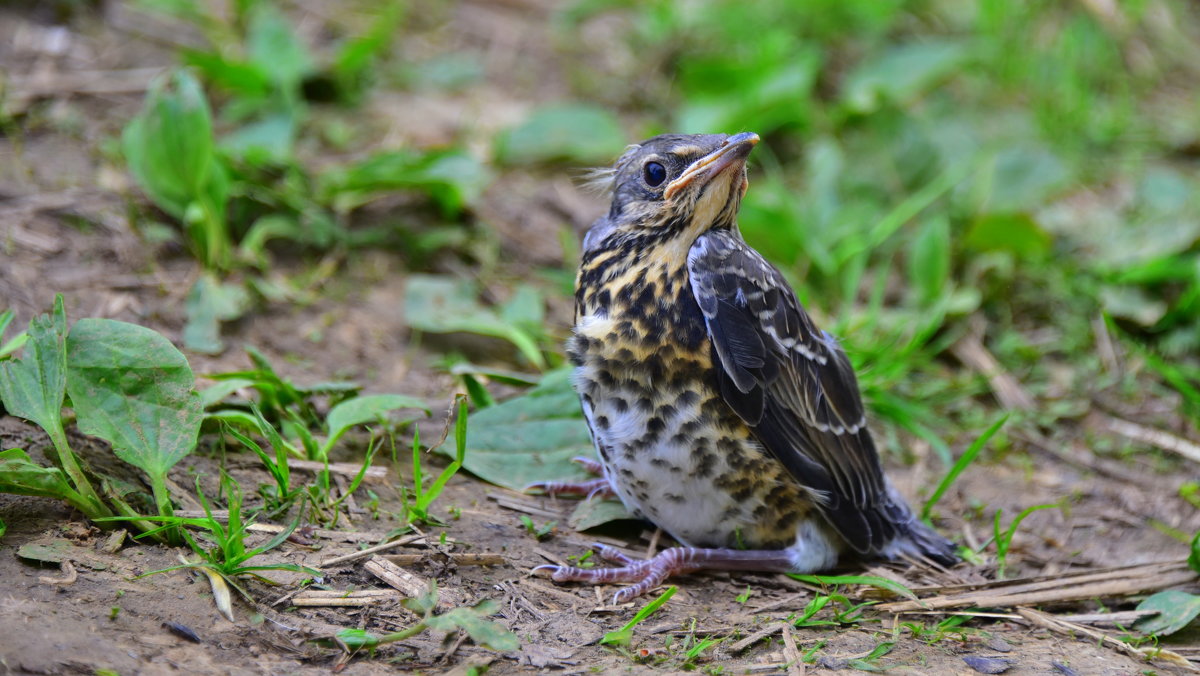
2,2,1199,675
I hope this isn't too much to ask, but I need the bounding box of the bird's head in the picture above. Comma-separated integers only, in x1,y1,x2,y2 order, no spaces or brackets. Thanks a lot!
583,132,759,255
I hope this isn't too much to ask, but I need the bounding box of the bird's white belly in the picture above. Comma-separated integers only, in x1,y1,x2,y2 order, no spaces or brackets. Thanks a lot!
573,361,756,548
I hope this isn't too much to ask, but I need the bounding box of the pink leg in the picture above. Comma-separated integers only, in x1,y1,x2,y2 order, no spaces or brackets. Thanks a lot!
525,456,616,499
535,544,796,603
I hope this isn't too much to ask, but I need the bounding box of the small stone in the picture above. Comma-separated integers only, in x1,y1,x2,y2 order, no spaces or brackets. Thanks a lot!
963,656,1015,674
985,636,1013,653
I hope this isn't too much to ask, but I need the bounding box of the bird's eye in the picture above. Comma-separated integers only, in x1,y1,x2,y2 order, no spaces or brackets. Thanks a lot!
643,161,667,187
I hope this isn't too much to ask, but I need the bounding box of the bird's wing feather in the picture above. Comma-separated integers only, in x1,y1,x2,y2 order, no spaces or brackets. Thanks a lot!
688,229,903,554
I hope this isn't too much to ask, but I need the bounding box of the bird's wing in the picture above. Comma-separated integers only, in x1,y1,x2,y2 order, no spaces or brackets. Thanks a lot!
688,229,903,554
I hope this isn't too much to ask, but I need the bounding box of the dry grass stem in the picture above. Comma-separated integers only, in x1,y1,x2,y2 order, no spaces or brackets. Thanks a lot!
878,559,1196,612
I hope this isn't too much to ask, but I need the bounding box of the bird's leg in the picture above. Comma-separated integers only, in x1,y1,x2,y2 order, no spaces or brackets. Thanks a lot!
524,456,616,499
535,545,796,603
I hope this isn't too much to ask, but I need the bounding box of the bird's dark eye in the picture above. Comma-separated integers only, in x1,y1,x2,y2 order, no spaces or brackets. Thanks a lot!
643,161,667,187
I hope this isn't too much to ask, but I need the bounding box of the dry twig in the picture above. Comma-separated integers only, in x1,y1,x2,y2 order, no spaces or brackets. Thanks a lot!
877,559,1197,612
1018,607,1199,673
291,589,401,608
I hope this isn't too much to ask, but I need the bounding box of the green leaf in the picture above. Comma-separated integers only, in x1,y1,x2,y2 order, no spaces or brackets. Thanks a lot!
964,213,1052,259
454,369,594,489
0,296,68,436
199,377,257,408
181,49,271,99
183,273,251,354
425,602,520,652
246,4,312,89
121,70,218,220
407,53,484,92
787,573,916,601
325,394,429,449
601,586,676,646
333,628,377,649
0,448,79,501
678,45,821,135
1134,590,1200,636
494,104,625,166
1100,285,1168,327
984,148,1070,213
909,215,951,306
332,0,404,100
220,114,296,164
500,285,546,336
569,498,633,531
66,319,203,487
405,275,546,368
237,214,305,264
0,309,27,359
321,149,490,216
844,40,967,113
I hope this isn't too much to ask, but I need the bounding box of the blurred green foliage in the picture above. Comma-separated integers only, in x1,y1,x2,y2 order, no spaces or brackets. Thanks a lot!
555,0,1200,437
116,0,1200,448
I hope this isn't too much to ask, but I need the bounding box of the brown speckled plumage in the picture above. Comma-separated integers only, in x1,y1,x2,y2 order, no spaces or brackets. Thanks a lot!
533,132,957,602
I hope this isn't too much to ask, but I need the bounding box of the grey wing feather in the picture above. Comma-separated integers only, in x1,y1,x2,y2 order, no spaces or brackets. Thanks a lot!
688,229,908,554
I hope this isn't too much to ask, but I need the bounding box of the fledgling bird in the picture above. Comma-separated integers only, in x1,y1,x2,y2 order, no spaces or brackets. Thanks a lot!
531,132,958,603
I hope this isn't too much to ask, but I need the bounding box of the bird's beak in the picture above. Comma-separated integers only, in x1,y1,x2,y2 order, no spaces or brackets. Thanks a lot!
664,132,759,201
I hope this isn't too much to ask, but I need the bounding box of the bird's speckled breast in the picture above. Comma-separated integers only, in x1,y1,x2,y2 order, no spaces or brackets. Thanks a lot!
567,257,810,550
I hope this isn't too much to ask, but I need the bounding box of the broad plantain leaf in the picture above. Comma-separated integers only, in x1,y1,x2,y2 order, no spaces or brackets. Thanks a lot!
405,275,546,368
0,448,79,501
65,319,203,485
121,69,217,220
0,296,68,435
424,600,520,652
456,369,593,489
325,393,430,449
183,273,251,355
456,369,636,529
494,103,624,166
1135,590,1200,637
320,149,490,216
569,497,633,531
844,40,967,113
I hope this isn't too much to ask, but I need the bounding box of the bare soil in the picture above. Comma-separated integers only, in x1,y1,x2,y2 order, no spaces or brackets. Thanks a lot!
2,2,1199,675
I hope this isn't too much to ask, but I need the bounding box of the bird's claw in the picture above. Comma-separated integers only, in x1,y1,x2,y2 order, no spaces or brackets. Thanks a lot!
531,546,692,603
523,458,616,498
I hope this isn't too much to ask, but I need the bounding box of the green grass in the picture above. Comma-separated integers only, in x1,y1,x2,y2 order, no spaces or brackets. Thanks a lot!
97,474,320,618
5,0,1200,663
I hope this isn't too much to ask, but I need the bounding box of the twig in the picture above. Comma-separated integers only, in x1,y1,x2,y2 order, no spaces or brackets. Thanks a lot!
289,459,388,480
7,68,164,101
1013,430,1161,490
1017,607,1199,672
951,330,1035,411
318,533,428,568
38,560,77,586
751,592,809,614
644,528,662,560
878,559,1197,612
1097,416,1200,464
364,555,460,609
488,491,569,521
1092,315,1122,376
781,623,805,676
729,621,787,653
381,553,505,567
291,589,401,607
1056,609,1160,626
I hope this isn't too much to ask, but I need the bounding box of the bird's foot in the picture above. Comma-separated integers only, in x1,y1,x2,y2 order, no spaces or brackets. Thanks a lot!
524,456,616,499
534,544,796,604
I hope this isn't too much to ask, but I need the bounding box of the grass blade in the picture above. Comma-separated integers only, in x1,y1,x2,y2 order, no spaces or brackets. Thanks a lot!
922,413,1009,521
